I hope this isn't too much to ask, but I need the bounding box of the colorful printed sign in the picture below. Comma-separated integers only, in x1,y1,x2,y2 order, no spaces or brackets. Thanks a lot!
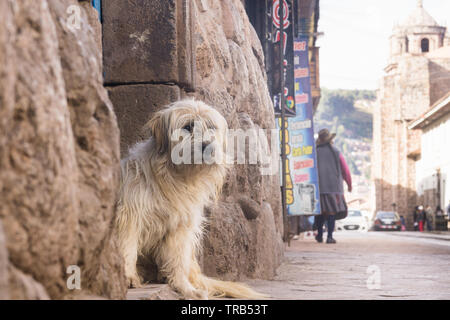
91,0,101,21
272,0,296,117
277,36,321,216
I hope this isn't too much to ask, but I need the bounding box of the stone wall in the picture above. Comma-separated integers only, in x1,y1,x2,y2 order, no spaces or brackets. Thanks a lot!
103,0,194,154
429,58,450,106
193,0,284,280
103,0,284,281
0,0,127,299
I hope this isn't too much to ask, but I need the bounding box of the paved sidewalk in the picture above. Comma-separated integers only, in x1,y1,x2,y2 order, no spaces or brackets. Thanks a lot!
386,231,450,241
247,231,450,300
127,231,450,300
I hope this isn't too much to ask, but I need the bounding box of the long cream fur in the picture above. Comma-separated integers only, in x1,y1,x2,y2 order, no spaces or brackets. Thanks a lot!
115,99,265,299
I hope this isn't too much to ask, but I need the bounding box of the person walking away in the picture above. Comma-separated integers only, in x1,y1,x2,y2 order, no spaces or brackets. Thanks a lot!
425,206,434,231
400,215,406,231
446,201,450,230
315,129,352,244
436,206,444,217
446,201,450,216
435,205,445,231
413,206,419,231
417,205,425,232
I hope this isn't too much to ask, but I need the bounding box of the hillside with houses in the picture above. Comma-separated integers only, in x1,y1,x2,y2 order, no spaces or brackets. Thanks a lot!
314,88,376,207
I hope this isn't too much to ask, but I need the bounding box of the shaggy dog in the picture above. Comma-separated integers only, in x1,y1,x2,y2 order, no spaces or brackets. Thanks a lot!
116,99,264,299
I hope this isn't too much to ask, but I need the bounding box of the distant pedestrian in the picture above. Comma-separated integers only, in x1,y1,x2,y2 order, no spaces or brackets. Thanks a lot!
446,201,450,220
425,206,434,231
417,205,425,232
413,206,420,231
315,129,352,244
447,202,450,230
435,205,446,231
400,215,406,231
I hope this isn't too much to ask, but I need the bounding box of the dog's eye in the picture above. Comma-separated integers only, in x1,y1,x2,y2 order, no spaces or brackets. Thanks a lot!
183,123,193,132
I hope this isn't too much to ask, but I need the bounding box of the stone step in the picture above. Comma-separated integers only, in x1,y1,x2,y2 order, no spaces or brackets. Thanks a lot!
127,284,182,300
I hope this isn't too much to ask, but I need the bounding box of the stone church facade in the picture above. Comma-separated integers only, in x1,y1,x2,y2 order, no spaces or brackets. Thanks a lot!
372,0,450,229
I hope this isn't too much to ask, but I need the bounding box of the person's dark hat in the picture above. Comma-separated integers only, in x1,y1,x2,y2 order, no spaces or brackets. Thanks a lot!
316,128,336,146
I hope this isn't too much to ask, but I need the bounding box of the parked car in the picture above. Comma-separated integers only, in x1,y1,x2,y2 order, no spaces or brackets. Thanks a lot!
336,210,368,232
373,211,402,231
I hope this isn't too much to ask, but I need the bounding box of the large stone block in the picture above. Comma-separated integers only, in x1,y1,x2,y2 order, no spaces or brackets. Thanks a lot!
79,1,102,55
107,84,181,155
102,0,195,89
193,0,284,280
202,200,283,281
0,0,126,299
0,221,8,299
7,265,50,300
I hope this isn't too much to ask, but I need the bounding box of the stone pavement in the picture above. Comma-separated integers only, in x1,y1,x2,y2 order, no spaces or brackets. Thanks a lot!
127,231,450,300
247,231,450,300
384,231,450,241
127,284,182,300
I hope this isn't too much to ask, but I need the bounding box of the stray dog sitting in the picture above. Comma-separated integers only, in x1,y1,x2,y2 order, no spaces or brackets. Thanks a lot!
116,99,264,299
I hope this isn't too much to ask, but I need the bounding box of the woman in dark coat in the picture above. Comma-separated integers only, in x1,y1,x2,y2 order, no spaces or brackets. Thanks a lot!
315,129,352,244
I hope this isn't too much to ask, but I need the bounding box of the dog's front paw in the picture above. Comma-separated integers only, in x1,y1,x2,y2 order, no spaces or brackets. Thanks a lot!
127,275,142,289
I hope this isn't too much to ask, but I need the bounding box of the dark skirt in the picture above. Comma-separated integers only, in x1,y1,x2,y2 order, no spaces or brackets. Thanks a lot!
320,193,348,216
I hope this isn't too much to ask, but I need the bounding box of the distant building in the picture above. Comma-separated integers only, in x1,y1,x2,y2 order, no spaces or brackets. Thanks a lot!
408,93,450,213
372,0,450,229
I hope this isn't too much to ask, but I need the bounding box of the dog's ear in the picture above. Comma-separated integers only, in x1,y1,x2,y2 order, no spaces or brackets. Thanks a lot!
145,110,168,154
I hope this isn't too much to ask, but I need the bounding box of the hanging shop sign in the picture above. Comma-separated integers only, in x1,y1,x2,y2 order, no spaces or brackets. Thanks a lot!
278,36,321,216
272,0,296,117
91,0,101,21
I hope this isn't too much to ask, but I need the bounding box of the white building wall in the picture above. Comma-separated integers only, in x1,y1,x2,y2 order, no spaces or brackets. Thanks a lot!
415,111,450,209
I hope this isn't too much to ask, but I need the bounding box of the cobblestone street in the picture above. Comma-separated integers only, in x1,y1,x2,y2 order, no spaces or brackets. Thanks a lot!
247,231,450,300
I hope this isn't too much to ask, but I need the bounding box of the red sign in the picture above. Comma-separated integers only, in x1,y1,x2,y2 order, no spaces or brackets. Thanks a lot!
294,68,309,78
294,173,310,183
272,0,290,29
294,159,314,170
294,41,307,51
295,93,309,104
272,0,296,117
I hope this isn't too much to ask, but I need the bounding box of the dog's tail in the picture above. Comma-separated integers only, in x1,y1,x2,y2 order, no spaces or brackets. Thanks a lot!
204,276,268,299
190,270,268,299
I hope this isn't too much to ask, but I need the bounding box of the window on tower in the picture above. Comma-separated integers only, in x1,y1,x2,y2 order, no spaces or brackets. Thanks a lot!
421,38,429,53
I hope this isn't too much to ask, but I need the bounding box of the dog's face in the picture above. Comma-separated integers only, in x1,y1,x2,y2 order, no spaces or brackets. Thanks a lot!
146,99,228,174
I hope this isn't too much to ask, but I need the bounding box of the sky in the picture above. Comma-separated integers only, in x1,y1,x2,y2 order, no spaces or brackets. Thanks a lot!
317,0,450,90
